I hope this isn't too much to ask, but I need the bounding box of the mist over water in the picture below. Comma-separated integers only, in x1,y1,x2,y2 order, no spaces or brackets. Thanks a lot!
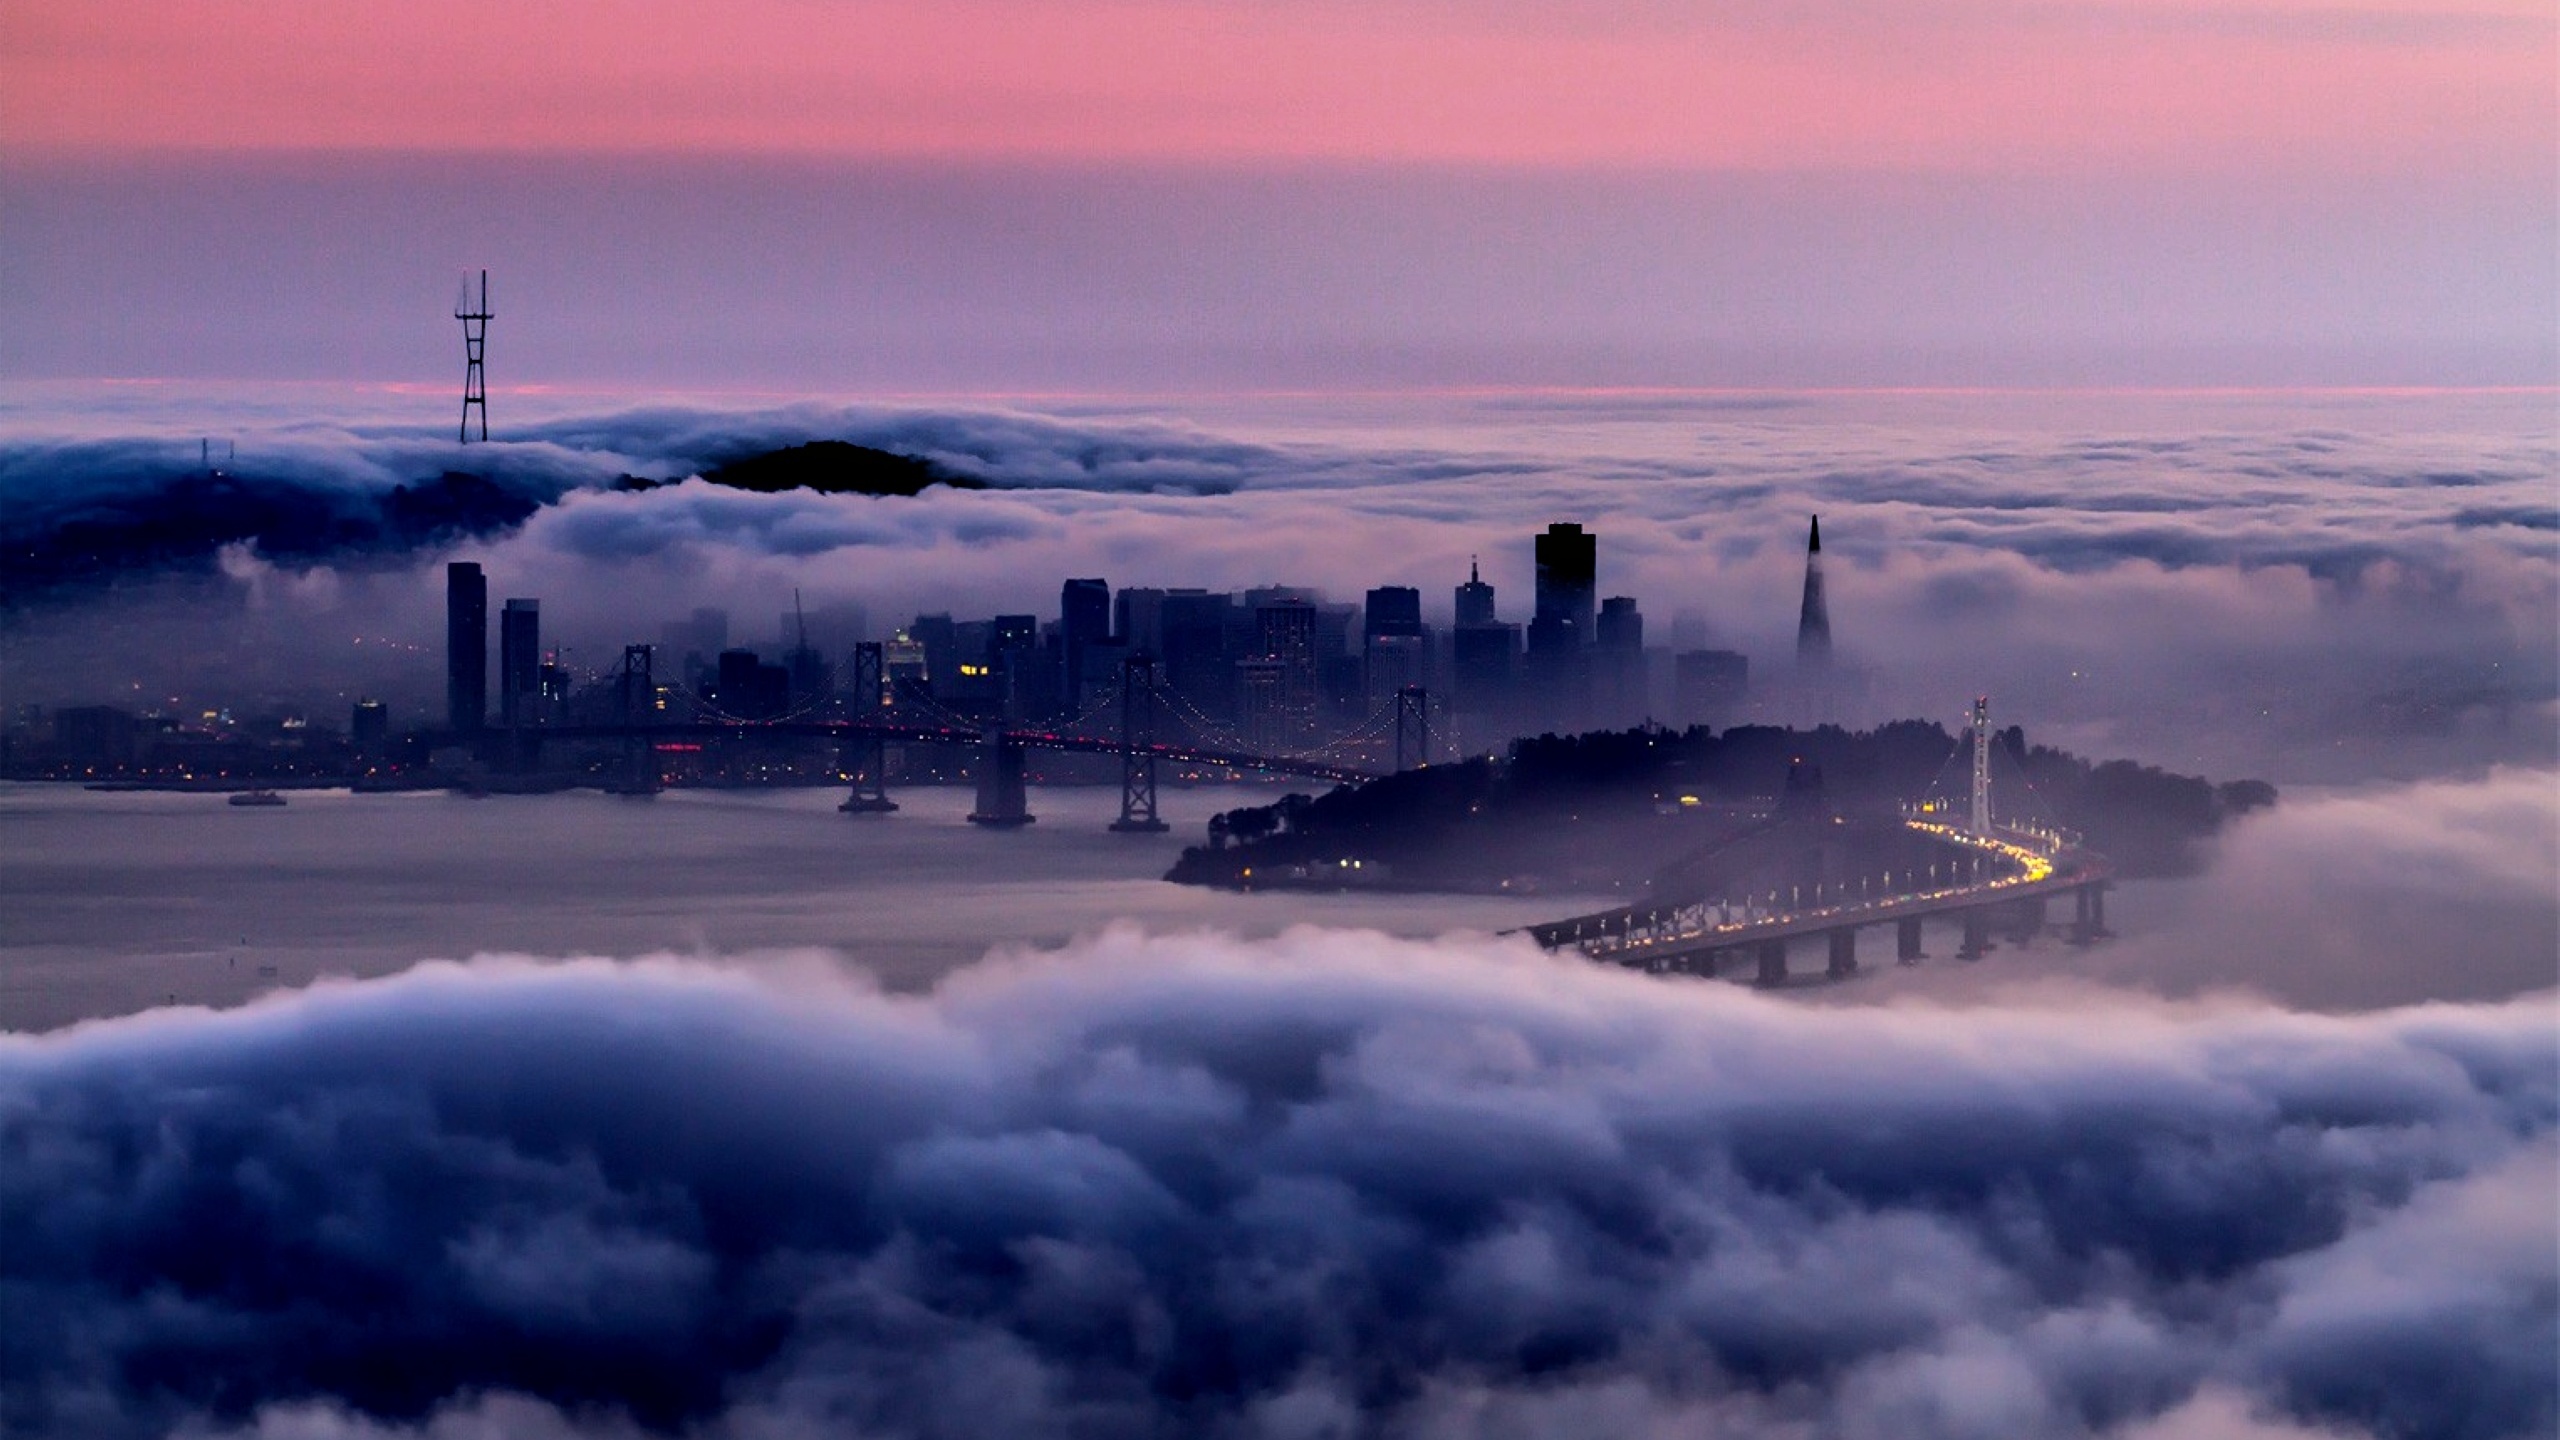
0,782,1600,1034
4,384,2552,781
3,379,2555,1438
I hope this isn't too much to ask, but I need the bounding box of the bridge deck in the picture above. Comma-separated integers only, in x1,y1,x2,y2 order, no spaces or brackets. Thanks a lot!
1529,821,2109,967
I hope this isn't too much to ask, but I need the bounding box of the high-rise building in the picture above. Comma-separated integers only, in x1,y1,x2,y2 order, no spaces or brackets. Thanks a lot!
1254,597,1319,739
1363,586,1426,705
1236,658,1290,752
1158,591,1234,715
1527,524,1598,725
445,562,488,733
1451,558,1516,722
1533,523,1597,645
1060,578,1112,701
498,598,541,728
1676,650,1749,726
715,648,790,720
1596,596,1645,723
1454,558,1497,628
989,614,1044,717
1364,586,1422,638
1796,515,1832,671
349,699,389,757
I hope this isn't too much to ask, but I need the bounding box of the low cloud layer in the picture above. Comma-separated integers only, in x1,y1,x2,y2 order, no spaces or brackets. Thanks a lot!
2,390,2551,778
4,934,2551,1439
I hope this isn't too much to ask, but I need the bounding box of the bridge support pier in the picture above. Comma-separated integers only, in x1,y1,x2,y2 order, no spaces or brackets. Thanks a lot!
1958,909,1992,961
1896,917,1925,964
967,729,1035,828
1755,939,1788,987
2071,882,2109,944
839,762,898,814
2008,895,2047,944
1826,929,1858,980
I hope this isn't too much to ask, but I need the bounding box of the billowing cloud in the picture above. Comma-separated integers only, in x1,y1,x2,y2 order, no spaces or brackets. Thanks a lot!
3,934,2551,1439
3,392,2547,780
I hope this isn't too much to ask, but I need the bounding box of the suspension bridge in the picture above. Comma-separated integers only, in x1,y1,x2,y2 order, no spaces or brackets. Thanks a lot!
512,646,1437,829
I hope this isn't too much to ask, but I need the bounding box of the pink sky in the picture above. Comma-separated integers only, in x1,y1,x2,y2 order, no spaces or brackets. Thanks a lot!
6,0,2550,173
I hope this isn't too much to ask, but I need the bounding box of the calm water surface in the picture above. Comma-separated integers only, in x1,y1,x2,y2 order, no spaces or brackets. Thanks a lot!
0,782,1603,1032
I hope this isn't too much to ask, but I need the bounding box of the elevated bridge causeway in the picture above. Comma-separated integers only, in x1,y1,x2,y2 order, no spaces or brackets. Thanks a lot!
1520,823,2112,986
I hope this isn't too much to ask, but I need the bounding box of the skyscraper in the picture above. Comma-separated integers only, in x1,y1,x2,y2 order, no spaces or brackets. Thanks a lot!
1533,523,1597,644
1254,597,1319,739
499,598,541,728
1796,515,1832,671
1528,523,1597,725
1454,558,1497,628
1451,559,1518,724
1363,586,1426,704
1060,578,1112,700
1595,595,1645,723
445,562,487,734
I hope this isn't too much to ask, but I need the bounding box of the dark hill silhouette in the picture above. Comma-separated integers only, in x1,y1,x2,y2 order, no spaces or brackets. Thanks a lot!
695,441,981,497
1170,721,2276,894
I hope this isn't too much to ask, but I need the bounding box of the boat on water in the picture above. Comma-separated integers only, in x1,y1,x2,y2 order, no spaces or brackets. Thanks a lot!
227,789,287,807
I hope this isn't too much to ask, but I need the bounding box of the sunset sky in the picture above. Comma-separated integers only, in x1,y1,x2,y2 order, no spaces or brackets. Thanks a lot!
3,0,2551,388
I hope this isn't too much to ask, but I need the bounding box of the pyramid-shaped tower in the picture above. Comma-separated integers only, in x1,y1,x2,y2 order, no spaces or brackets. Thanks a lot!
1795,515,1832,670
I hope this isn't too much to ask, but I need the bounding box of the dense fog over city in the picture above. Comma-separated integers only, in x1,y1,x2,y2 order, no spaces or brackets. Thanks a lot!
5,383,2553,1439
5,7,2554,1432
4,388,2551,781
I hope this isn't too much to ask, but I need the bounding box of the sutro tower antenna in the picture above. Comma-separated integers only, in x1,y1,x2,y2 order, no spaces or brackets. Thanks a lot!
455,269,492,443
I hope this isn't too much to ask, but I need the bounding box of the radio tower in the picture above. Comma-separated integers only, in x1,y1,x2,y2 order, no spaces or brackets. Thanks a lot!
455,270,492,443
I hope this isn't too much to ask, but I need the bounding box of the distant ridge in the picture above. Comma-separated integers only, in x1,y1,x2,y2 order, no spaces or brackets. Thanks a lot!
694,440,983,497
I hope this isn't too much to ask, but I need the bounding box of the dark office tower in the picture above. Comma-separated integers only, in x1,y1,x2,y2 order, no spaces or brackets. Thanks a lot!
1451,622,1520,715
1533,523,1598,644
350,699,389,758
1254,597,1320,739
989,614,1045,717
715,648,790,720
1364,586,1423,638
1454,558,1497,628
1596,596,1645,722
1114,587,1175,656
1676,650,1750,725
1158,591,1234,715
498,599,541,728
445,562,488,733
1060,578,1112,699
1796,515,1832,670
909,613,960,692
1364,585,1427,705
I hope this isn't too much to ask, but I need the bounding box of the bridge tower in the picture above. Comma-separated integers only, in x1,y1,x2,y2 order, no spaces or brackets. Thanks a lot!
968,726,1035,827
1394,685,1432,772
840,641,898,813
1111,655,1170,833
616,644,658,794
1970,694,1992,836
